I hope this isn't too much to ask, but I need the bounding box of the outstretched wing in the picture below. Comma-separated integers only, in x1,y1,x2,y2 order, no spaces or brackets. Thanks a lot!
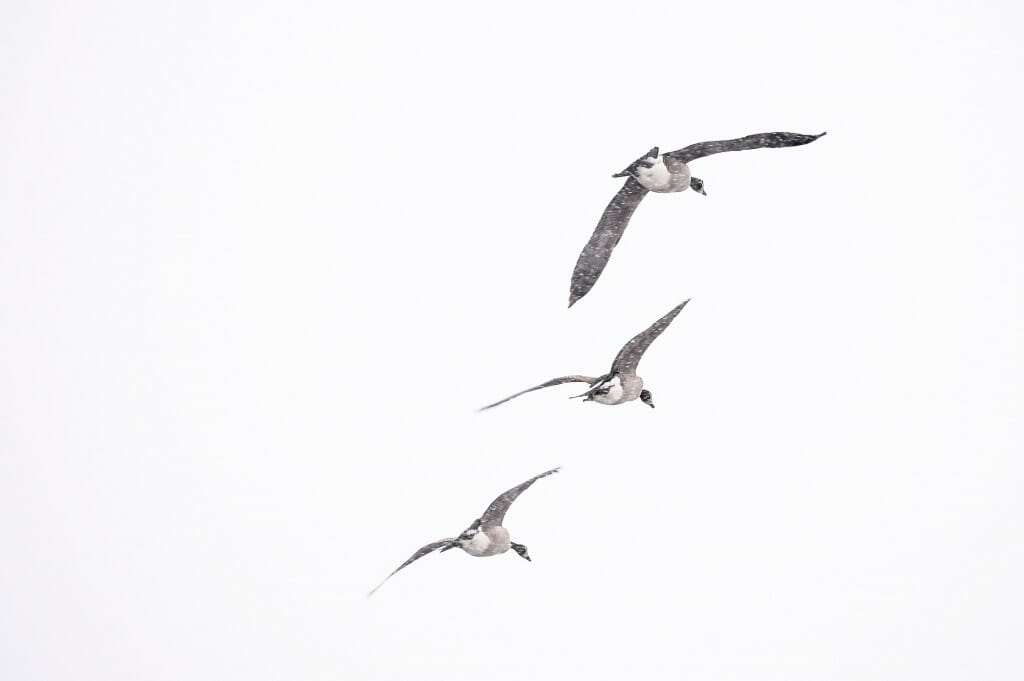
569,178,649,307
478,467,560,528
368,538,454,597
611,299,690,376
479,375,598,411
666,131,825,164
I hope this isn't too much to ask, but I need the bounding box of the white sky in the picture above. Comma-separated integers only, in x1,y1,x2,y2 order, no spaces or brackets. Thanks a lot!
2,1,1022,679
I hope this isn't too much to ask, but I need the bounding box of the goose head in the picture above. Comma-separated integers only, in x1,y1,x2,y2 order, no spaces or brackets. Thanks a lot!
511,542,531,562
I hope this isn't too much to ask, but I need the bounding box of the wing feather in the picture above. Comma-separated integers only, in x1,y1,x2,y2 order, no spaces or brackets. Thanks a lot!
568,178,649,307
479,468,561,527
479,375,598,411
666,131,825,164
368,538,454,596
610,299,690,376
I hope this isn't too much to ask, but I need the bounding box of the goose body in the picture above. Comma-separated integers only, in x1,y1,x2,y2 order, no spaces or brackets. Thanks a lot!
462,526,511,557
635,156,691,193
588,374,643,405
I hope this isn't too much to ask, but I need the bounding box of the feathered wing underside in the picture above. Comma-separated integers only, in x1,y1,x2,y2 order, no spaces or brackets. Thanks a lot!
368,538,454,596
611,299,690,376
479,375,598,411
666,131,826,164
478,467,561,528
569,178,649,307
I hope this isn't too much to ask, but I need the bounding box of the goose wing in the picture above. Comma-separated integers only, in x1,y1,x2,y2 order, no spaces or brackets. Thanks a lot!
665,131,825,164
610,299,690,376
479,375,598,411
569,177,649,307
368,538,454,596
478,467,561,528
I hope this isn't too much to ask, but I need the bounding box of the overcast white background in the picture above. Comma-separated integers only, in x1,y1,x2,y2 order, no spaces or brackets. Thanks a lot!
2,1,1022,679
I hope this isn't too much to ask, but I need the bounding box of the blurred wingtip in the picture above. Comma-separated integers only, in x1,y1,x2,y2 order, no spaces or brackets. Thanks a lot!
478,398,503,412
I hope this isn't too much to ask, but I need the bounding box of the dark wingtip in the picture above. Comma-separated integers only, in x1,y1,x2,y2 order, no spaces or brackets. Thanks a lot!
569,285,587,307
668,298,691,317
815,131,827,139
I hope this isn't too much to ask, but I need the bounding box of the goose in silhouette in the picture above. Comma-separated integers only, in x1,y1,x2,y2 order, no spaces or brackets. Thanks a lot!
569,131,825,307
480,299,690,411
368,467,560,596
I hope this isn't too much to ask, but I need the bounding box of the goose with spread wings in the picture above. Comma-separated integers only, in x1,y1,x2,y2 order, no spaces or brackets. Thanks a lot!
480,299,690,411
369,467,560,596
569,131,825,307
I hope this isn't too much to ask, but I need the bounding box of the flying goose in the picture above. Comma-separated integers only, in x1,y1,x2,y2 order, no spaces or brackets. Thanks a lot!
368,467,560,596
569,131,826,307
480,299,690,411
